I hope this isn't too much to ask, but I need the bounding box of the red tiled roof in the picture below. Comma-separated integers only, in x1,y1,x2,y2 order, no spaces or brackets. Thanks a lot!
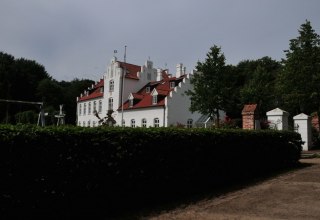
132,93,144,100
78,79,104,102
119,76,185,110
242,104,258,113
118,61,141,80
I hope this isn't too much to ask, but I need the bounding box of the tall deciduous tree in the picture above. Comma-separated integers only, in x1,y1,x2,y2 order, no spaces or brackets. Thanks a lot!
186,45,230,127
277,20,320,117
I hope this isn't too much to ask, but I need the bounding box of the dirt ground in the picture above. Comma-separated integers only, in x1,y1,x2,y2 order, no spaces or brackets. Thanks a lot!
141,157,320,220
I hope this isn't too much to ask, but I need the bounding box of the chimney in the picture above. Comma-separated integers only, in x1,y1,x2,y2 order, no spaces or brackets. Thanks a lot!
176,63,183,78
157,68,163,81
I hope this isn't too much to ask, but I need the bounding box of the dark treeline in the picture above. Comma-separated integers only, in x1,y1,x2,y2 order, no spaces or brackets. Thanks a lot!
0,52,94,125
1,20,319,126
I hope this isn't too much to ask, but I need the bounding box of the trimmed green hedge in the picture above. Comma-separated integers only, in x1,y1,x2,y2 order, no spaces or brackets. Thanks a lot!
0,125,302,217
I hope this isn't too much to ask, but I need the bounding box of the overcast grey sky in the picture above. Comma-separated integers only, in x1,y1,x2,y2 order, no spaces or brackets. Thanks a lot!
1,0,320,81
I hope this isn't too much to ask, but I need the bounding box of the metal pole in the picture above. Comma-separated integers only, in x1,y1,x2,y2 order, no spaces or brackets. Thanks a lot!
121,45,127,127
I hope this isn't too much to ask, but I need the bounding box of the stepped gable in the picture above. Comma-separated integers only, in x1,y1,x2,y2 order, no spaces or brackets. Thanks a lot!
78,79,104,102
119,74,186,110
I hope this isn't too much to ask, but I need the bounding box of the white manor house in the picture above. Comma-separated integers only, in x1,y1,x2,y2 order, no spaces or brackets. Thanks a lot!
76,56,223,128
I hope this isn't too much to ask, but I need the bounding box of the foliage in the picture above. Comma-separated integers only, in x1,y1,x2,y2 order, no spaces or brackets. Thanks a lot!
0,51,94,125
276,20,320,116
0,124,302,216
186,45,232,126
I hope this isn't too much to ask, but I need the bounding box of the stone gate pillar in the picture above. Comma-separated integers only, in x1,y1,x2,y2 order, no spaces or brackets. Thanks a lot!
242,104,259,130
293,113,312,151
266,108,289,130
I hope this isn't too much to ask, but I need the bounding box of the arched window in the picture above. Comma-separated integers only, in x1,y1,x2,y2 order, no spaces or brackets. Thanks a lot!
131,119,136,128
154,118,159,127
88,102,91,115
108,97,113,110
109,80,114,92
187,119,193,128
142,118,147,127
93,101,97,112
98,100,102,113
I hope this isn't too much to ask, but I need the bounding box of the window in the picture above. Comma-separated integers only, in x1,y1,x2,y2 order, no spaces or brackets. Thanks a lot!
152,95,157,105
154,118,159,127
146,87,150,93
93,121,96,127
98,100,102,113
131,119,135,128
78,121,81,126
187,119,193,128
83,121,86,127
88,102,91,115
93,101,97,113
100,87,104,93
88,120,91,127
84,103,87,115
109,80,114,92
170,81,175,88
108,98,113,110
79,104,82,115
142,118,147,127
122,119,125,127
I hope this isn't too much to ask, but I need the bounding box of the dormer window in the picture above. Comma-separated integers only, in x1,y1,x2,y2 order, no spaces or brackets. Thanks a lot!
100,87,104,93
170,81,175,88
152,95,157,105
129,99,134,107
146,87,150,93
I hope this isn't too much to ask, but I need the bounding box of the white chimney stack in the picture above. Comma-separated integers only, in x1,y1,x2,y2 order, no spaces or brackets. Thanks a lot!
176,63,183,78
157,68,163,81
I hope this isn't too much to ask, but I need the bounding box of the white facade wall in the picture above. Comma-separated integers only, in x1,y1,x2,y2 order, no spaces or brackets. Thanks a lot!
77,97,104,127
166,75,201,127
117,107,164,127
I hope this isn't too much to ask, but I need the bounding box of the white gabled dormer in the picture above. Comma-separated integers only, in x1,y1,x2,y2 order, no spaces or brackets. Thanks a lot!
151,88,158,105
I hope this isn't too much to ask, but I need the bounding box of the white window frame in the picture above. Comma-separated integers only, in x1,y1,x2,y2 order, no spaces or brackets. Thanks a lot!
187,119,193,128
98,100,102,113
88,102,91,115
142,118,147,127
93,101,97,113
84,103,87,115
109,80,114,92
108,97,113,110
154,118,159,127
79,104,82,115
152,95,157,105
131,119,135,128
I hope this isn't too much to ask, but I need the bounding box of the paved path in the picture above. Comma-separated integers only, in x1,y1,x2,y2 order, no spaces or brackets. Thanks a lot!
143,157,320,220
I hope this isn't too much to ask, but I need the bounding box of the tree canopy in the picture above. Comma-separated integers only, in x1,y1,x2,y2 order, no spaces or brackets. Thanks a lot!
186,45,232,126
276,20,320,116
